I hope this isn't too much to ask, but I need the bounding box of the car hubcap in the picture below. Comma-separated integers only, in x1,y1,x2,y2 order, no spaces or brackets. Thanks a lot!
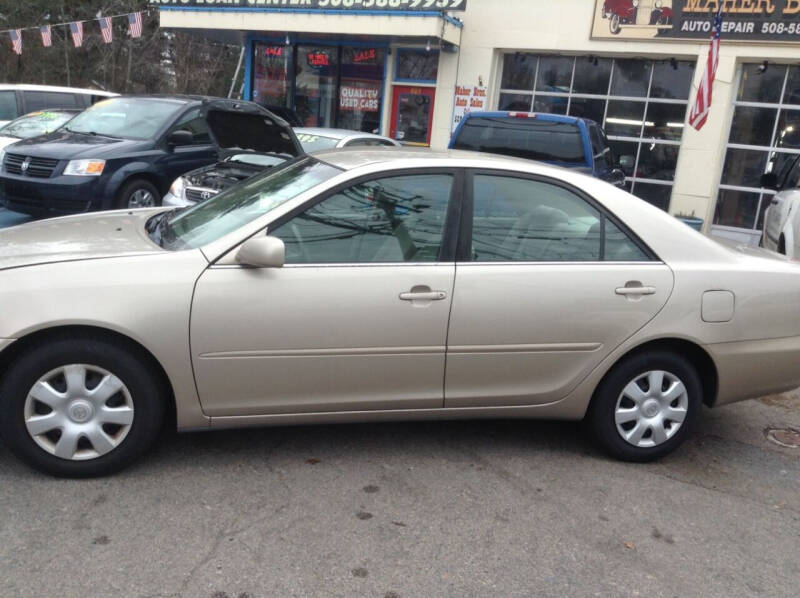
24,364,134,461
128,189,155,208
614,370,688,448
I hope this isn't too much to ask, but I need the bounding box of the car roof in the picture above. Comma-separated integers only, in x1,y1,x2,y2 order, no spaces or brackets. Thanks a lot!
463,111,596,126
313,147,550,171
0,84,117,96
294,127,391,140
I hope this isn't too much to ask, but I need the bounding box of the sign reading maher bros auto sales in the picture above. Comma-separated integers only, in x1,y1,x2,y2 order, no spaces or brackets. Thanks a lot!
593,0,800,42
149,0,467,10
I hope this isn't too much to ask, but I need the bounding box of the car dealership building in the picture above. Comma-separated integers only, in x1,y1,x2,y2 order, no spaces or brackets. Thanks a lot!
152,0,800,243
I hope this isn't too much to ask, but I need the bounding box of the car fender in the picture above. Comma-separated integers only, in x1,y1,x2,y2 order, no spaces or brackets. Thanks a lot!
103,162,167,209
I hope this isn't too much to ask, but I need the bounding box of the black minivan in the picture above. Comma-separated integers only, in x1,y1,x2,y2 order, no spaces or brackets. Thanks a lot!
0,95,303,216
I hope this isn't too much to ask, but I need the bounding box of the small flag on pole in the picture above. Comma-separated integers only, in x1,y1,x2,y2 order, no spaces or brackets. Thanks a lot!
688,5,724,131
70,21,84,48
9,29,22,55
40,25,52,48
99,16,113,44
128,12,143,38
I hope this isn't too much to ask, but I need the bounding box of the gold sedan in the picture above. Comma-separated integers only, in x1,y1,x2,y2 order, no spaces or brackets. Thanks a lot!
1,149,800,477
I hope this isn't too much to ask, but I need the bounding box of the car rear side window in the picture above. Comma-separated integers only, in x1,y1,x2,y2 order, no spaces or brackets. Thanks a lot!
23,91,81,112
453,117,586,164
271,174,454,264
0,91,18,120
469,174,650,262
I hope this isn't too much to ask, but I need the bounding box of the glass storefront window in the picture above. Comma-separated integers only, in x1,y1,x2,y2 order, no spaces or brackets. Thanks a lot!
295,46,338,128
337,47,386,133
716,64,800,232
498,53,693,212
395,49,439,82
252,43,292,108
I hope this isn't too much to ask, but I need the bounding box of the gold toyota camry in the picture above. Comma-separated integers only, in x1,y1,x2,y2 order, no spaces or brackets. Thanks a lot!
2,149,800,477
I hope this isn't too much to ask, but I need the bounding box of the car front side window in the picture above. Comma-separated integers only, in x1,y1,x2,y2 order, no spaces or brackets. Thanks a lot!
270,173,454,264
169,108,212,144
469,173,650,262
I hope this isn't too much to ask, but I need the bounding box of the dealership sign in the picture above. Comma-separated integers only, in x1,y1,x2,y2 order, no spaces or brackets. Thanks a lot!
592,1,800,42
150,0,467,10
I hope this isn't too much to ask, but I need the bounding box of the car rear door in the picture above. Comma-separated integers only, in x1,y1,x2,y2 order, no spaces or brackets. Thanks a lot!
444,170,674,408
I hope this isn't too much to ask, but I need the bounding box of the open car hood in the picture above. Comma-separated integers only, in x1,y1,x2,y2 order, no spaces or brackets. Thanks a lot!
205,102,303,158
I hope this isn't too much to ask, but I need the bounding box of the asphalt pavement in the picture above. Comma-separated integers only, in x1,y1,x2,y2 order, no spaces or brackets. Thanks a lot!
0,207,31,228
0,391,799,598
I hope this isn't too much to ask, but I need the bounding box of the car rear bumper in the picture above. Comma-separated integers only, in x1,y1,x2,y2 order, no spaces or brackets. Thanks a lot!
0,173,102,216
709,335,800,406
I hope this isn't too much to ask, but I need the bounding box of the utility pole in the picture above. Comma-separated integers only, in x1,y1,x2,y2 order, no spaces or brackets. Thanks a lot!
61,1,70,86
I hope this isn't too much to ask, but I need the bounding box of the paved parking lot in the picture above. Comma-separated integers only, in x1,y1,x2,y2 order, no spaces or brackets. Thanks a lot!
1,391,798,598
0,207,31,228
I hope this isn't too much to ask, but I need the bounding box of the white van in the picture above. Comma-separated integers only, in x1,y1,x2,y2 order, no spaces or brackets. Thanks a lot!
0,84,118,127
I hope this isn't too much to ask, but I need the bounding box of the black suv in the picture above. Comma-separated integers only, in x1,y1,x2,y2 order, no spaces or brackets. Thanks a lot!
0,95,303,216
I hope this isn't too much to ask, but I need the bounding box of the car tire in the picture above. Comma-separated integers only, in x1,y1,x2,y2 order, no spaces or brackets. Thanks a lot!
587,350,702,462
0,335,166,477
116,178,161,210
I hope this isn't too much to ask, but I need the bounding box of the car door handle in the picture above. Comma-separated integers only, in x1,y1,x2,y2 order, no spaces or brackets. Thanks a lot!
399,291,448,301
615,286,656,296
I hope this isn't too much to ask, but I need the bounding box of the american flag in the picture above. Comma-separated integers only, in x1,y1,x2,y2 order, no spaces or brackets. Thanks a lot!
688,5,724,131
70,21,84,48
128,12,143,38
40,25,52,48
9,29,22,55
99,16,113,44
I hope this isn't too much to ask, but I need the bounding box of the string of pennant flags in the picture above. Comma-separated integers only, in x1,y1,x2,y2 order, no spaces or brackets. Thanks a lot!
5,10,147,56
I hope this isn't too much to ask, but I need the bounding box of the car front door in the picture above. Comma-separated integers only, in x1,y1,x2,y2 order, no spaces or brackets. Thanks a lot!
157,108,217,184
444,171,674,408
190,170,460,416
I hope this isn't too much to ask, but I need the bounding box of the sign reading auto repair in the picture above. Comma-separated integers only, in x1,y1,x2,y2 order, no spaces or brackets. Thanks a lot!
592,1,800,42
150,0,467,10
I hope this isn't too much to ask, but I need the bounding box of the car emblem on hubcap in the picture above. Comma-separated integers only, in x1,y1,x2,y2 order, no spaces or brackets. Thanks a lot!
20,157,31,173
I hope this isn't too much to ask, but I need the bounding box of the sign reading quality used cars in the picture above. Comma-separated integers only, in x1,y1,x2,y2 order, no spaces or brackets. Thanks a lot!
150,0,467,10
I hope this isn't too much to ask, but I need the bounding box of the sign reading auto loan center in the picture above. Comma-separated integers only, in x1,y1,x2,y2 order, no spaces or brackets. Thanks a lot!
593,0,800,42
150,0,467,10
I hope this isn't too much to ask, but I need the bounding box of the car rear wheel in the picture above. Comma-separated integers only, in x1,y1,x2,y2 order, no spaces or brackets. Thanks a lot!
588,350,702,462
116,178,160,210
0,336,165,477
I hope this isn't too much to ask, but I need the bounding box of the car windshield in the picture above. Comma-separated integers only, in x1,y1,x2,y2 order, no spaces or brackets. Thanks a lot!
295,132,340,152
453,117,587,164
65,97,185,140
156,157,340,249
0,111,75,139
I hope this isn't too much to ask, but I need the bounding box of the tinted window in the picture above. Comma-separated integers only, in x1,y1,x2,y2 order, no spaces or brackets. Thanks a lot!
470,175,649,262
271,174,453,264
0,91,18,120
453,117,586,164
23,91,81,112
170,108,212,144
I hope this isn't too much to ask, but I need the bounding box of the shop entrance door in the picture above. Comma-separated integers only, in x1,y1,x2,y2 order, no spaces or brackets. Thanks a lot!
390,86,436,146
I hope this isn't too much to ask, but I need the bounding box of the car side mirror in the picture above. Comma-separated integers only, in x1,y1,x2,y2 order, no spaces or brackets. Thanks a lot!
167,129,194,147
235,235,285,268
760,172,779,190
608,168,626,188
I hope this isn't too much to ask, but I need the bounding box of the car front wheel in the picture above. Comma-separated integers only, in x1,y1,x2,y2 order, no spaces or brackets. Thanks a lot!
0,336,165,477
116,178,161,210
588,350,702,462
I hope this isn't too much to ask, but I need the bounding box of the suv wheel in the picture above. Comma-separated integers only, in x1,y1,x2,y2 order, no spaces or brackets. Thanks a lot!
0,336,166,477
588,350,702,462
116,179,160,209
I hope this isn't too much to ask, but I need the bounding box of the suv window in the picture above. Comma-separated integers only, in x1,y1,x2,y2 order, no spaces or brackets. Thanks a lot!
23,91,81,112
0,91,18,120
169,108,212,144
453,117,587,164
470,174,649,262
270,174,453,264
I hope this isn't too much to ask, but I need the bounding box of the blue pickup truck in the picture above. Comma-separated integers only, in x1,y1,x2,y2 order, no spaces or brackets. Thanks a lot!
449,111,628,187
